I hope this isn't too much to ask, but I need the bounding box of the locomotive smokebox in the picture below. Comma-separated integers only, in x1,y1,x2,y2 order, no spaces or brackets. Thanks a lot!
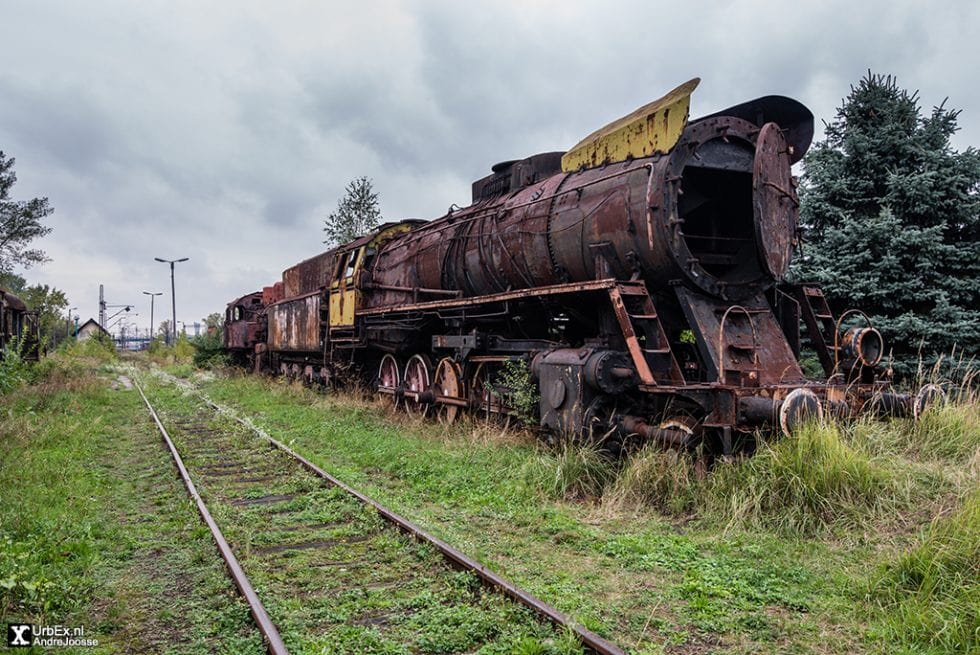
548,115,804,301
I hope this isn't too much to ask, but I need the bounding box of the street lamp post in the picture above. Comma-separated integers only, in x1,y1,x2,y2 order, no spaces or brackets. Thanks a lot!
67,306,77,340
142,291,162,342
154,257,189,346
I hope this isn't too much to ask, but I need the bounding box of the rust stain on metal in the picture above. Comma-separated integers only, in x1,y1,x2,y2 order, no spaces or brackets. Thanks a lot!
267,292,321,352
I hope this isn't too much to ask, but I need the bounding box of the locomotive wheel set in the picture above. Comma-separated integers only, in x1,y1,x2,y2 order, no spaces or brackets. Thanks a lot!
225,79,936,459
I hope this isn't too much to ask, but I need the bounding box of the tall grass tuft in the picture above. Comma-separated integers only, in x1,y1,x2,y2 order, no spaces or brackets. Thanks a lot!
605,446,698,514
524,438,618,501
905,354,980,461
912,399,980,462
702,421,895,533
870,490,979,652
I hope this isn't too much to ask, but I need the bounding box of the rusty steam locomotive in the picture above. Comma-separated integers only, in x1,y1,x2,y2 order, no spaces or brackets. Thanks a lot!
225,79,929,457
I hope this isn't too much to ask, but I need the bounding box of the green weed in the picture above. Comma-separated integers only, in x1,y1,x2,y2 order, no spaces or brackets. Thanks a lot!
492,358,540,425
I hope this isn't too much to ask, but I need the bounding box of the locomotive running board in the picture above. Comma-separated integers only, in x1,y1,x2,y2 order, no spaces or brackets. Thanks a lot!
358,278,622,316
674,286,804,386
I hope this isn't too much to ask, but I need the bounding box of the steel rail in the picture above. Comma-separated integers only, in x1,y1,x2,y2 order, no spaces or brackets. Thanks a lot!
196,394,628,655
134,379,290,655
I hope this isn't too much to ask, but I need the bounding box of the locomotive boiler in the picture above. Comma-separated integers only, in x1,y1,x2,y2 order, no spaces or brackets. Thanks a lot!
226,79,931,457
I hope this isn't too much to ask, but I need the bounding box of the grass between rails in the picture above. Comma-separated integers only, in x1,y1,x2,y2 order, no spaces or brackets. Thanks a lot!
0,349,264,653
176,368,975,654
138,377,582,654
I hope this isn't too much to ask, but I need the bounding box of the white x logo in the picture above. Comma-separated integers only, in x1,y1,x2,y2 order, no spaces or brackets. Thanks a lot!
10,625,30,646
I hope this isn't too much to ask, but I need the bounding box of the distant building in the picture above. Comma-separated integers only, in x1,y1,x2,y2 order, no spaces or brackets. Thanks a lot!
76,319,110,341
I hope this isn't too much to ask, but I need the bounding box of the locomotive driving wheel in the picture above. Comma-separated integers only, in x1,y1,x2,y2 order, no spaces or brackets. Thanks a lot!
403,354,432,417
433,358,465,424
377,354,401,407
469,361,509,426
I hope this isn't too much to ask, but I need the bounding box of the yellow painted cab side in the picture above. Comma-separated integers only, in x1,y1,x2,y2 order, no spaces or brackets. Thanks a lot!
329,248,363,328
326,222,422,330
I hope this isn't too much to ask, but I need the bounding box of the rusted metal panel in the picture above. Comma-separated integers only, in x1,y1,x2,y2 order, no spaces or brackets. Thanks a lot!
224,321,249,349
283,250,336,298
267,293,322,352
753,122,797,279
674,286,804,386
359,278,619,316
224,291,265,351
262,282,285,306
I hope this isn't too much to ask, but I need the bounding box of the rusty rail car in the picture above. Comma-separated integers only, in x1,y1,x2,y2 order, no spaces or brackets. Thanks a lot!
225,79,935,458
0,287,40,362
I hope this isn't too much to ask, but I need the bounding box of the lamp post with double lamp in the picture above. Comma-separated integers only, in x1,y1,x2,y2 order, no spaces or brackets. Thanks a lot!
154,257,188,346
142,291,162,343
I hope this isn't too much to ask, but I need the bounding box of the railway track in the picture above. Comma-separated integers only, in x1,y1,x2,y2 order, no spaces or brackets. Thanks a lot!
134,375,627,655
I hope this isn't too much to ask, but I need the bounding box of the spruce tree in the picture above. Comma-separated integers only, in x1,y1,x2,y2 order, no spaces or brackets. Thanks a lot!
322,176,382,246
795,73,980,378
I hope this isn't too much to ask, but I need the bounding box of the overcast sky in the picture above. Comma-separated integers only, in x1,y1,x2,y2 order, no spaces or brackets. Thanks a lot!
2,0,978,335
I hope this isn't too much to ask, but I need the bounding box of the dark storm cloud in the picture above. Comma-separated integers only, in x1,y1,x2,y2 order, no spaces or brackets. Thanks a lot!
0,0,976,331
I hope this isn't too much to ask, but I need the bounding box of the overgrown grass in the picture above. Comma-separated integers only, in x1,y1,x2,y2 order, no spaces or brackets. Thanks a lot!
0,354,263,652
701,421,897,533
168,365,978,653
912,400,980,462
605,447,699,515
0,336,33,393
537,421,901,535
524,439,618,500
870,490,979,653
